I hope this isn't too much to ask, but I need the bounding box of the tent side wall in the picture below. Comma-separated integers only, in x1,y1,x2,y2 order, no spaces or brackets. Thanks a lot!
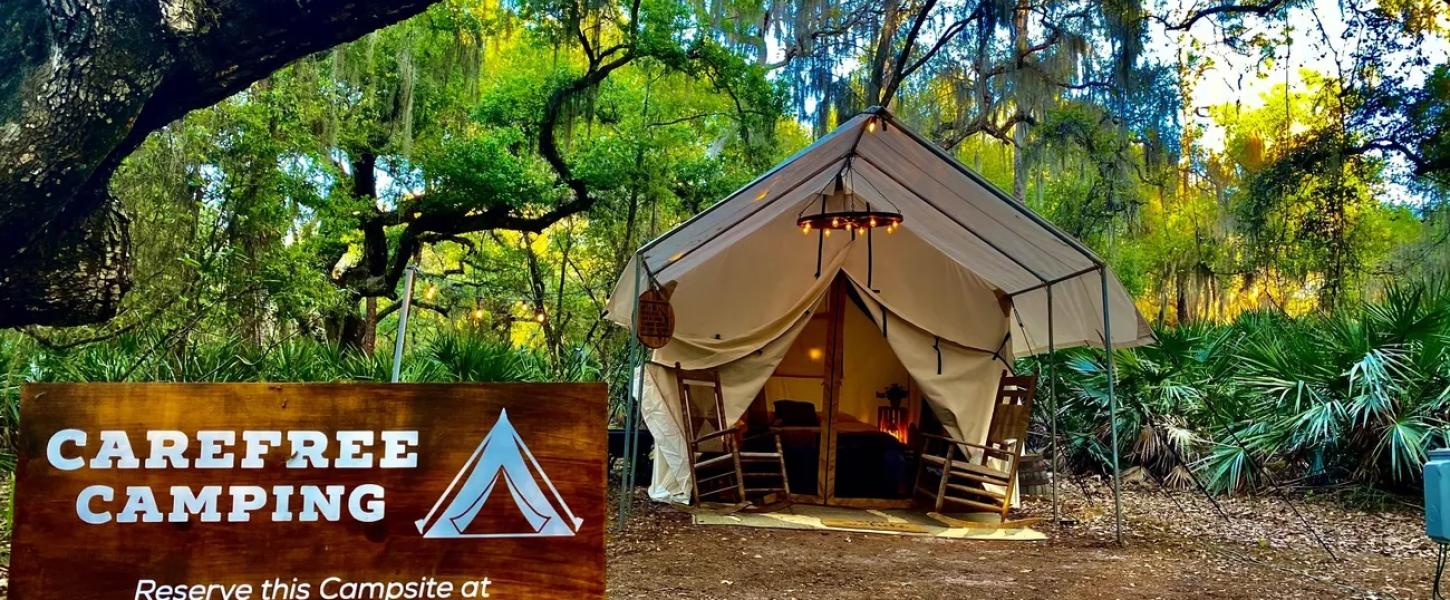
639,295,821,503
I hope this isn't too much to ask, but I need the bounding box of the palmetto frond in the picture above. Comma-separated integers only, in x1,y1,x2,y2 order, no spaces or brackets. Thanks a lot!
1032,280,1450,494
1374,415,1432,481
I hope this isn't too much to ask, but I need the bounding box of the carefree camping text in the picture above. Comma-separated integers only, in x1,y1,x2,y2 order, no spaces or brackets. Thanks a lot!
46,429,420,524
11,384,607,600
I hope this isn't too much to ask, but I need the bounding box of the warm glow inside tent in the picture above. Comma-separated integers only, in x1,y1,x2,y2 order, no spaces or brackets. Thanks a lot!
606,108,1154,507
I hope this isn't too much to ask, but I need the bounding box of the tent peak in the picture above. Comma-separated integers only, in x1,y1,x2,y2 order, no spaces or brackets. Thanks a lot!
871,110,1104,267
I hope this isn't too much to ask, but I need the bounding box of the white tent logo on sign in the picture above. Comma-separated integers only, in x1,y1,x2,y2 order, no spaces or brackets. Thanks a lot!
415,409,583,538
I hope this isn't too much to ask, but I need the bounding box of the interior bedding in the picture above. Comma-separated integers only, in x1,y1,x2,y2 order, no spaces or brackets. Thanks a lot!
766,410,912,499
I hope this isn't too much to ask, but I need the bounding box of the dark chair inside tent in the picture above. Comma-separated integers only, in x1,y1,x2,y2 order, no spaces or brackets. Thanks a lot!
914,370,1036,521
672,363,790,505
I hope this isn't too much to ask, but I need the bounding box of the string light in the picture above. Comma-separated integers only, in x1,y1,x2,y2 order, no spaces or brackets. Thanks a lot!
795,163,902,234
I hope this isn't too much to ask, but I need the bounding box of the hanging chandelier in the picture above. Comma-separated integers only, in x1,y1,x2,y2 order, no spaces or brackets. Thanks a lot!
796,161,902,236
798,158,903,284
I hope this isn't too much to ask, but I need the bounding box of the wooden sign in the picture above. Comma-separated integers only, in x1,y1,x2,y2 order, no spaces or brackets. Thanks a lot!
12,383,606,600
636,281,677,349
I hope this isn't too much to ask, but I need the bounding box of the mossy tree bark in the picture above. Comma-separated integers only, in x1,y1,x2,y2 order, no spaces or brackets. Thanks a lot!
0,0,440,328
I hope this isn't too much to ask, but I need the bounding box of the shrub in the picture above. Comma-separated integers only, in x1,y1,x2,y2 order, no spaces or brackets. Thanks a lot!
1032,282,1450,495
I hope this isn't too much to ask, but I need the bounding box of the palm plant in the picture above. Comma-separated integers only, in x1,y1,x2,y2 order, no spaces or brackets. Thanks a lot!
1039,281,1450,496
1057,324,1219,486
0,334,32,474
1213,283,1450,491
423,333,535,382
254,338,344,381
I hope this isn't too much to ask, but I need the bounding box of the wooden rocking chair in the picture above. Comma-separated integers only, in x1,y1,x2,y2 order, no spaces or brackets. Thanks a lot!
914,370,1036,521
672,363,790,506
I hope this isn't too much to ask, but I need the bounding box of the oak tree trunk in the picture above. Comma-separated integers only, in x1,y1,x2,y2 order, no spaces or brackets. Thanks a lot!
0,0,440,328
361,296,378,356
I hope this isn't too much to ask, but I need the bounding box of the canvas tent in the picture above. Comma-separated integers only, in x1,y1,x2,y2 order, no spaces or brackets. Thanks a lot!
607,108,1153,538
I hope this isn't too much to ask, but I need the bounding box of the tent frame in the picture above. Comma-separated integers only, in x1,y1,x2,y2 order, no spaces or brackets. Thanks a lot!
615,107,1126,545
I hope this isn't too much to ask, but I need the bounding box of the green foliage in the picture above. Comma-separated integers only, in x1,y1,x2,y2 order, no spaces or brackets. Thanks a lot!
424,126,558,210
1029,103,1147,237
1036,281,1450,495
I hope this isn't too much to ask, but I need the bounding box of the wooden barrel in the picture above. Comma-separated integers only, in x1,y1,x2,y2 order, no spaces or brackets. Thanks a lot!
1017,453,1054,498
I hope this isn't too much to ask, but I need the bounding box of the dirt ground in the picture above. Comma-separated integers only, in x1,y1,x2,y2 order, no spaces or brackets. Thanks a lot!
607,479,1437,599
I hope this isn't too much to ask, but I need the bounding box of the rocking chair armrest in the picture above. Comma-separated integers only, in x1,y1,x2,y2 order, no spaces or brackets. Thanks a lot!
769,425,822,433
740,430,782,444
952,439,1021,461
919,434,1020,459
695,426,741,443
918,432,961,450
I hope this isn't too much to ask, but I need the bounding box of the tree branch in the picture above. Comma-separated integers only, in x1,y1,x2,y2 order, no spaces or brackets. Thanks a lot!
879,0,940,105
1348,138,1447,177
897,10,981,84
1166,0,1289,31
334,0,651,301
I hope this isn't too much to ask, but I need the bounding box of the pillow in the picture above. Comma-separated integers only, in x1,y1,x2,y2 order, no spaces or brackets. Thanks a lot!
773,400,820,427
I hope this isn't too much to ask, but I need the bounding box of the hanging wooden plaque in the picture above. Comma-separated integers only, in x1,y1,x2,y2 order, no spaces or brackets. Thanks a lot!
636,282,676,349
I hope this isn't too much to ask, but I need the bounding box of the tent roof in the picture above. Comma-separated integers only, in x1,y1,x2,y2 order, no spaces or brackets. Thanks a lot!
608,107,1154,355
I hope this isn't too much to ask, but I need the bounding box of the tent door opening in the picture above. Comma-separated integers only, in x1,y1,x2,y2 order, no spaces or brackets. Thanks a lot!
752,275,928,508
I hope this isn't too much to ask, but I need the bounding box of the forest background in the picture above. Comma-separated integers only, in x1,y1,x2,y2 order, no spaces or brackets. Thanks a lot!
3,0,1449,500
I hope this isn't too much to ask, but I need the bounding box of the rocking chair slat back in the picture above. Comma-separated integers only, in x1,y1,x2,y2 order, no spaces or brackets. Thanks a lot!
985,370,1036,451
672,363,742,503
914,370,1038,521
675,367,728,441
671,363,791,507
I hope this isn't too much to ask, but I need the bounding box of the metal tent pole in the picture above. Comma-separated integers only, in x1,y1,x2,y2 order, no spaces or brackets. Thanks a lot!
391,265,418,383
618,350,645,526
1047,283,1059,523
1100,267,1123,545
617,256,646,529
623,342,646,517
